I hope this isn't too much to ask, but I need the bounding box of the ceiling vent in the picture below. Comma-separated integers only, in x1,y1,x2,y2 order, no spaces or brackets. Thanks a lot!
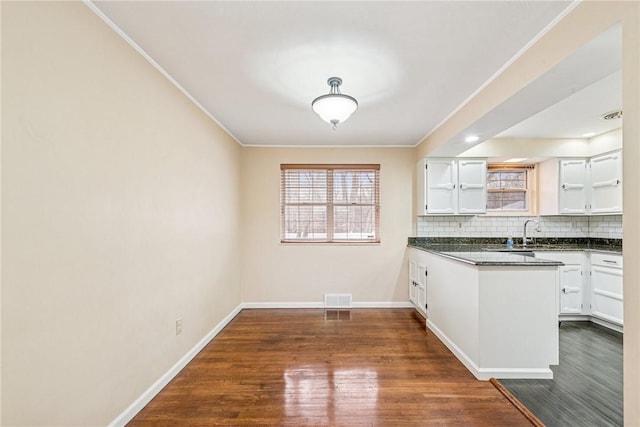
602,110,623,120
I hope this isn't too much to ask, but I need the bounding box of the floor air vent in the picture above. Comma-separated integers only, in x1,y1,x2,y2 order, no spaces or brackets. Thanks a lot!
324,293,352,308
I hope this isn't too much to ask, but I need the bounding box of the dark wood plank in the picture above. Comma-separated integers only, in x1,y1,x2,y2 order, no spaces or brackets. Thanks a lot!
128,308,534,426
500,321,623,427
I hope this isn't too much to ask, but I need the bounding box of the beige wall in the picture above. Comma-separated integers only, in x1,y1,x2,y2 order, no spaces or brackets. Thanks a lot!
622,3,640,425
590,128,623,156
241,147,414,305
460,137,592,158
459,128,622,159
417,2,640,425
1,2,241,426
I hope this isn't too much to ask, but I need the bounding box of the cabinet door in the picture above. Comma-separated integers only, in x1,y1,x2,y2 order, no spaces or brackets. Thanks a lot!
458,159,487,214
591,265,623,325
416,159,427,215
590,151,622,214
559,265,583,314
426,159,457,214
534,251,587,316
408,258,417,305
559,159,588,214
417,264,427,316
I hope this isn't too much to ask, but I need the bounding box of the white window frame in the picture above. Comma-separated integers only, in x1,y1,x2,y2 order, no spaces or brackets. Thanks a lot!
280,164,380,243
486,166,532,212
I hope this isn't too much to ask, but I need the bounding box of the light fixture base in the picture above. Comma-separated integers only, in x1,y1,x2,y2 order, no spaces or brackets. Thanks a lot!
327,77,343,87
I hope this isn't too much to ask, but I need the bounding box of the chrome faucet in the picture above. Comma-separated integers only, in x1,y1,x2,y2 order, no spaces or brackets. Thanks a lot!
522,219,540,247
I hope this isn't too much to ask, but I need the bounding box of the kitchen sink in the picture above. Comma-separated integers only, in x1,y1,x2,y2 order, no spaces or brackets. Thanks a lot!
481,247,536,257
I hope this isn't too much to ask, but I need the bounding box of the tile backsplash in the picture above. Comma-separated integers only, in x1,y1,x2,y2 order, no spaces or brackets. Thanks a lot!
416,215,622,240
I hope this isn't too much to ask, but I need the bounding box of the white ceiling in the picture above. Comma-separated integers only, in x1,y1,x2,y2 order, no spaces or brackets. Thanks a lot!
430,23,623,156
495,71,622,140
89,1,620,148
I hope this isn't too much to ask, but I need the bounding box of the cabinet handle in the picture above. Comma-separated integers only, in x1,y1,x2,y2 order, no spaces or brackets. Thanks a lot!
602,259,618,264
561,183,567,189
561,288,567,294
616,179,621,185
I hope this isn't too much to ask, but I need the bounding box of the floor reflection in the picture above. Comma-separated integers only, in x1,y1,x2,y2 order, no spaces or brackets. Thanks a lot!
284,365,378,423
324,309,351,321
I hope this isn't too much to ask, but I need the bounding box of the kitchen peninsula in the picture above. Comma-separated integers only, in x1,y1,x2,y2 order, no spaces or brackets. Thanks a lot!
408,239,563,380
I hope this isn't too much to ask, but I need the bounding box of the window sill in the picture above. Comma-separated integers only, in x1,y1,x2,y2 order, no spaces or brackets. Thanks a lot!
281,240,381,246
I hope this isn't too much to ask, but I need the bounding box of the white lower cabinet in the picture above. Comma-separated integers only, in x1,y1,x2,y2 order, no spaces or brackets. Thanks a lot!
416,264,427,316
408,249,427,317
409,258,417,305
534,252,587,316
559,265,583,315
535,250,623,329
590,253,623,325
416,248,558,379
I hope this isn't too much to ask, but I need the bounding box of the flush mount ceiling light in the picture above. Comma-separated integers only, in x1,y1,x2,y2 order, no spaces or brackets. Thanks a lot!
464,135,480,143
311,77,358,130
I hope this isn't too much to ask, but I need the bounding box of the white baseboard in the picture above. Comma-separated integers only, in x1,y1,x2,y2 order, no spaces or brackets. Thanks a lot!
241,301,413,309
590,316,624,333
108,304,244,427
427,319,482,379
559,314,590,322
426,319,553,380
352,301,414,308
559,315,624,333
241,302,325,309
478,367,553,380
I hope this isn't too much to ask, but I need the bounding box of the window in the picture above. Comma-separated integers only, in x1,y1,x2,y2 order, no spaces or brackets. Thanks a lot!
487,166,531,211
280,164,380,243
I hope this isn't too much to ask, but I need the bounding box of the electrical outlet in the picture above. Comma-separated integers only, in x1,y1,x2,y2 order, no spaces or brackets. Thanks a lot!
458,222,462,229
175,318,183,335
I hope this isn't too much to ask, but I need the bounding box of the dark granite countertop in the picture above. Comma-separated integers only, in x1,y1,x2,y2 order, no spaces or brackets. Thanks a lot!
408,237,622,266
437,250,562,266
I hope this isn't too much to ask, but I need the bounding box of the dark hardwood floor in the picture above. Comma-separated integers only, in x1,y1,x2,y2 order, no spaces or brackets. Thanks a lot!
500,321,623,427
128,308,533,426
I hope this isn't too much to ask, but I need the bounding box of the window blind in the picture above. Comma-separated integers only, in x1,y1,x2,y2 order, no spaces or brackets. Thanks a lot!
280,164,380,243
487,165,531,211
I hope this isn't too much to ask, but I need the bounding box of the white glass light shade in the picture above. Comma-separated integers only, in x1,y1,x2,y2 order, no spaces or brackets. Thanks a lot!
311,77,358,129
312,94,358,128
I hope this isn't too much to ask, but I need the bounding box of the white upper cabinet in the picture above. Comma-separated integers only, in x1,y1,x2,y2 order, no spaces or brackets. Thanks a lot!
417,158,486,215
457,159,487,214
426,159,457,214
541,150,623,216
589,150,622,214
559,159,588,214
